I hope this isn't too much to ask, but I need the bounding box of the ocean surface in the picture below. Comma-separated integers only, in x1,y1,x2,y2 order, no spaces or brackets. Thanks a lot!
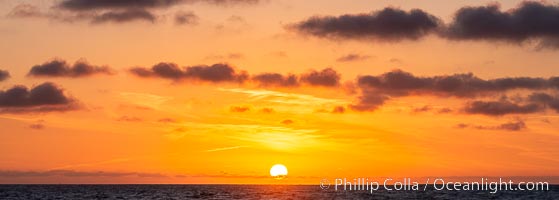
0,185,558,199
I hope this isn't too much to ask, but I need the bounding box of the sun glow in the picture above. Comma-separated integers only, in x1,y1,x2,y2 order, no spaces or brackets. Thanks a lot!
270,164,288,178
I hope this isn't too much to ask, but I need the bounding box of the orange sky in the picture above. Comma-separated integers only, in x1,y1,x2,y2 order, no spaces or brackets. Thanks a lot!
0,0,558,184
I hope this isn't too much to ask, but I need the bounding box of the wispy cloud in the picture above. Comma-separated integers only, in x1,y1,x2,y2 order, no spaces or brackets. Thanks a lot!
204,145,248,152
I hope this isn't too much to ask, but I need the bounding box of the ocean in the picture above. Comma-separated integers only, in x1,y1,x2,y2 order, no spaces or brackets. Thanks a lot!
0,185,557,199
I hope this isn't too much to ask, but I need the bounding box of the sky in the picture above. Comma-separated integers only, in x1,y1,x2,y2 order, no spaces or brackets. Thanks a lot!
0,0,559,184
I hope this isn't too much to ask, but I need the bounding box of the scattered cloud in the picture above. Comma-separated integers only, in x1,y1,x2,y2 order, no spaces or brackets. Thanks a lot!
350,69,558,112
286,2,559,50
29,123,45,130
464,100,541,116
131,63,342,88
117,116,143,122
230,106,250,113
174,11,198,25
158,118,177,123
443,2,559,49
456,120,527,131
0,70,10,82
412,105,432,113
336,54,371,62
57,0,261,11
91,8,157,24
252,73,299,87
281,119,294,125
288,7,442,41
6,4,45,18
28,59,113,78
130,62,248,83
0,82,78,113
300,68,340,87
260,108,274,113
332,106,345,114
205,53,244,60
204,145,247,152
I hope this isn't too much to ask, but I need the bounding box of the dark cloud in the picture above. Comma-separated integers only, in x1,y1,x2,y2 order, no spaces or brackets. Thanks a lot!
230,106,250,113
252,68,341,88
336,54,371,62
528,92,559,112
174,11,198,25
438,108,453,113
300,68,340,87
91,9,157,23
28,59,113,78
252,73,299,87
130,62,248,83
0,82,77,113
288,7,441,41
444,2,559,48
0,70,10,82
58,0,184,10
464,100,542,116
412,105,432,113
57,0,260,11
456,120,527,131
351,69,557,111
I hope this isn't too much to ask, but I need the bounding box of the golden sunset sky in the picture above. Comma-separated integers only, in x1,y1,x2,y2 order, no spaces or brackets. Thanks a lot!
0,0,558,184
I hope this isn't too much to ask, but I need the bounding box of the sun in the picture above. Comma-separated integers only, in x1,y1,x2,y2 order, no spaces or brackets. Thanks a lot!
270,164,288,178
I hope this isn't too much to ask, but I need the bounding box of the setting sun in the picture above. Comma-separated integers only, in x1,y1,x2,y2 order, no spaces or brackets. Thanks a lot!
270,164,288,178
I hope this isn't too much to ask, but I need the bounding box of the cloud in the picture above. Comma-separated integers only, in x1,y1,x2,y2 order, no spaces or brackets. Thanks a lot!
174,11,198,25
336,54,371,62
117,116,143,122
444,2,559,48
91,9,157,24
281,119,294,125
130,62,248,83
57,0,260,10
464,100,542,116
252,73,299,87
230,106,250,113
260,108,274,113
331,106,345,114
28,59,113,78
350,69,559,113
300,68,340,87
158,118,177,123
0,82,78,113
0,70,10,82
29,123,45,130
412,105,432,113
288,7,442,41
457,120,527,131
528,92,559,112
6,4,45,18
57,0,184,11
130,63,342,87
8,0,260,25
252,68,341,88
